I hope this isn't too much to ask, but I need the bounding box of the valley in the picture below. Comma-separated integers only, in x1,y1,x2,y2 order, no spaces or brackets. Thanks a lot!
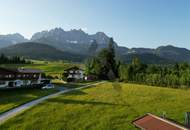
0,1,189,130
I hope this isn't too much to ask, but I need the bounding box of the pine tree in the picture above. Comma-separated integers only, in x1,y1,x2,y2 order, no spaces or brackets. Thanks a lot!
85,38,119,80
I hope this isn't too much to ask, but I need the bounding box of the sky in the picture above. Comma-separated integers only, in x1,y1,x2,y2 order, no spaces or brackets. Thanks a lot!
0,0,189,49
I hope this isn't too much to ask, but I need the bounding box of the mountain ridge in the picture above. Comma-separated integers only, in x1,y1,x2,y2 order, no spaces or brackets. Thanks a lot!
0,33,28,48
0,42,86,62
0,28,190,63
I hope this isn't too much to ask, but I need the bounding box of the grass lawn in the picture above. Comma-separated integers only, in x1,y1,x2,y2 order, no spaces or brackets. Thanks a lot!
1,82,190,130
62,81,101,89
0,61,84,114
0,88,59,114
0,60,83,77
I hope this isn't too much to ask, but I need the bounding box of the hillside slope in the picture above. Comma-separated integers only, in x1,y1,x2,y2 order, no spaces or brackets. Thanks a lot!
0,33,28,48
120,53,174,64
0,42,86,62
155,45,190,62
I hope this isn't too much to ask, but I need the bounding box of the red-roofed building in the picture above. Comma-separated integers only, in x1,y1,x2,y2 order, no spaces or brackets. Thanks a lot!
132,113,189,130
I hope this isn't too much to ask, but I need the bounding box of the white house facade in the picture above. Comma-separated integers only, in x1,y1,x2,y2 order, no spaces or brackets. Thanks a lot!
64,67,84,81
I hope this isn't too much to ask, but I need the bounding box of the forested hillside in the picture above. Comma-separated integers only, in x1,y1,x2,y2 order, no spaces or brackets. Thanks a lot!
0,42,86,62
0,54,30,64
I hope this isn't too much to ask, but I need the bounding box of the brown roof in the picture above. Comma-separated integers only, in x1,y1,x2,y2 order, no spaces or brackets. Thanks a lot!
17,68,42,73
0,67,42,74
132,113,189,130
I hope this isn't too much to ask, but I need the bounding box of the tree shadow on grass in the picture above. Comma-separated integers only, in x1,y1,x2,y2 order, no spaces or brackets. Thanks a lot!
63,83,84,88
111,82,140,115
64,90,87,96
0,88,55,105
112,82,122,93
48,98,128,107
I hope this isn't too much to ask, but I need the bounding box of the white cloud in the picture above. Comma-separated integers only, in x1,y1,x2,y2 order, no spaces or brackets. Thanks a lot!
81,27,88,32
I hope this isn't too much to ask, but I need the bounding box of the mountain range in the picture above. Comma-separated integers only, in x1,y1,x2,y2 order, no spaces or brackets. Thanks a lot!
0,42,86,62
31,28,117,55
0,33,28,48
0,27,189,64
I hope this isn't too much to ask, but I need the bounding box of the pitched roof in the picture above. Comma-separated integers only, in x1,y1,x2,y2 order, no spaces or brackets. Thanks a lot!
0,67,42,74
17,68,42,73
132,113,189,130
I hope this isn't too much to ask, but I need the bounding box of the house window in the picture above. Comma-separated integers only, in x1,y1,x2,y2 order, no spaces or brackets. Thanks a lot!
17,75,21,78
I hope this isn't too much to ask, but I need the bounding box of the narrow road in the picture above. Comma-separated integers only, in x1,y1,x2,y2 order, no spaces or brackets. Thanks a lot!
0,81,105,125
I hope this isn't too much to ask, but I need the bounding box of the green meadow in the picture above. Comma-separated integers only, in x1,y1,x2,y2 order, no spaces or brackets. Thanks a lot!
0,88,58,114
1,82,190,130
0,60,83,76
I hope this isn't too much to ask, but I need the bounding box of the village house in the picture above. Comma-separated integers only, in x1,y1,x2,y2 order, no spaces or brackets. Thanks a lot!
64,66,84,82
0,67,42,88
132,113,190,130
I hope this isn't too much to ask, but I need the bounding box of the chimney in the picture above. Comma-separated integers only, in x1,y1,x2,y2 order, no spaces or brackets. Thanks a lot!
185,112,190,128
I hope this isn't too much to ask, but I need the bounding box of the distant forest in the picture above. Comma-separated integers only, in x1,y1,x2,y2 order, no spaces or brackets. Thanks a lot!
119,59,190,88
0,54,31,64
86,38,190,88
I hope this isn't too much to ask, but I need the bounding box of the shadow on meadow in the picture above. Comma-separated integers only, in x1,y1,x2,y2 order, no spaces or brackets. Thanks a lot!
112,82,122,92
0,88,55,105
54,84,128,107
62,83,84,88
64,90,88,96
48,98,128,106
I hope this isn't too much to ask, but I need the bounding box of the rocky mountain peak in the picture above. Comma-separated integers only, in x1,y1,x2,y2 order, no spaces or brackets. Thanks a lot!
31,27,113,45
50,27,65,33
95,32,107,37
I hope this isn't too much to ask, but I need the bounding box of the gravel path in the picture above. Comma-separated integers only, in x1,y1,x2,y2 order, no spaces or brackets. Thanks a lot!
0,81,105,124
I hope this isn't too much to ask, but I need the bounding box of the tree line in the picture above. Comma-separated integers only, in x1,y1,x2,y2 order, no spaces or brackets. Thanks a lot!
0,54,31,64
119,59,190,88
85,38,190,88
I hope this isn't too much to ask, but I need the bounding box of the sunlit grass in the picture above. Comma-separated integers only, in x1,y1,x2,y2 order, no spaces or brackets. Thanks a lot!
1,82,190,130
0,61,84,77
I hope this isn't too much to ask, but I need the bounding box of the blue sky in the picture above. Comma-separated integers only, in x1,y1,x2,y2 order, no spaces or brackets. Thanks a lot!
0,0,189,48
